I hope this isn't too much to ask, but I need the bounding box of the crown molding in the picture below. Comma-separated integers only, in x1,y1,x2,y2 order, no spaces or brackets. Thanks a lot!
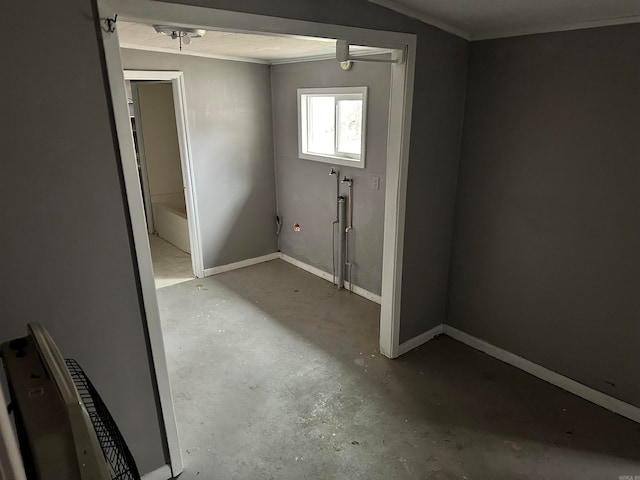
472,15,640,41
367,0,471,39
367,1,640,42
119,42,268,64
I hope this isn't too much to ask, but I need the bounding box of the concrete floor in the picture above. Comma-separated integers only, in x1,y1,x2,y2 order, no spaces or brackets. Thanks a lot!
149,234,194,289
157,259,640,480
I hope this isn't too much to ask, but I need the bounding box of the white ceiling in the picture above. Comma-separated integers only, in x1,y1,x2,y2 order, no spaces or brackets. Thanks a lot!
117,22,388,64
370,0,640,39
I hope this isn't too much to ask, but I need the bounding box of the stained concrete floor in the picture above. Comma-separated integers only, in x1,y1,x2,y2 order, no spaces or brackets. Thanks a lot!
149,234,194,289
157,259,640,480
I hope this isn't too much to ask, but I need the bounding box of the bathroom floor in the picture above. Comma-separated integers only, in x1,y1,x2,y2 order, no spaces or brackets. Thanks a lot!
149,234,194,289
155,259,640,480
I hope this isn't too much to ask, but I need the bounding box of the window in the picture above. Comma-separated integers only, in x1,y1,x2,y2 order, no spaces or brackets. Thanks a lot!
297,87,368,168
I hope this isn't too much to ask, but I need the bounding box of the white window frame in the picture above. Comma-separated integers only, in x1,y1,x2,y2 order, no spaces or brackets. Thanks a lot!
297,86,368,169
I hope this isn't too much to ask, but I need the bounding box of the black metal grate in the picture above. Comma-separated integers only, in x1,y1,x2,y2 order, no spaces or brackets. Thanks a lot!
65,359,141,480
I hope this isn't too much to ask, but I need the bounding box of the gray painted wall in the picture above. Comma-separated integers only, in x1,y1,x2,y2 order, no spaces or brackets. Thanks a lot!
167,0,470,345
121,49,278,269
1,1,166,474
447,24,640,407
270,59,391,295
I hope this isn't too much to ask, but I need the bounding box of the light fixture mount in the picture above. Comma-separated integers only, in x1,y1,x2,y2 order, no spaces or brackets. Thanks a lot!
153,25,206,50
340,61,353,71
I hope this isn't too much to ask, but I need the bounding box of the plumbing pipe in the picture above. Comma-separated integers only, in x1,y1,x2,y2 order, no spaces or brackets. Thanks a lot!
337,196,346,289
329,168,339,221
341,176,353,227
329,168,339,285
341,177,354,292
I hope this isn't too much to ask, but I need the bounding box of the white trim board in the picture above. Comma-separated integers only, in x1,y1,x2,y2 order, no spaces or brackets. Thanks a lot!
203,253,280,276
394,323,640,424
280,253,382,305
122,42,394,66
197,250,382,303
99,26,184,478
269,48,395,65
442,325,640,424
141,465,172,480
397,323,443,355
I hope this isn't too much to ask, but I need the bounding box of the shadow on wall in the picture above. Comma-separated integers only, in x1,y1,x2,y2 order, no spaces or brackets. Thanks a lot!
158,260,640,473
197,148,278,269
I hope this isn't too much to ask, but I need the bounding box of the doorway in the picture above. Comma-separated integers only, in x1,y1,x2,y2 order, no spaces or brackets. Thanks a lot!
130,80,193,289
99,1,416,476
125,70,204,286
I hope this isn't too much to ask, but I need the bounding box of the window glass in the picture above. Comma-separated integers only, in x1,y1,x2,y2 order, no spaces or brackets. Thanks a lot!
307,96,335,156
298,87,367,168
337,99,363,156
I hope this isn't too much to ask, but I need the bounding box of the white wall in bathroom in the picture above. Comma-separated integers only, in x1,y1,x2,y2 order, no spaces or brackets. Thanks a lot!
135,82,186,213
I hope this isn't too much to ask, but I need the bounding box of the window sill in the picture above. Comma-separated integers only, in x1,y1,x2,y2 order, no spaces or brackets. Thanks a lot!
299,152,365,169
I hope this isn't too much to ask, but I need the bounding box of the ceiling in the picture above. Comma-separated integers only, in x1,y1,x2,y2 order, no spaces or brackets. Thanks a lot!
117,22,388,64
369,0,640,39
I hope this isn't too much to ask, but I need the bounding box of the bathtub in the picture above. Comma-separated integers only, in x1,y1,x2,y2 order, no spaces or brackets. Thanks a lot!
152,202,191,254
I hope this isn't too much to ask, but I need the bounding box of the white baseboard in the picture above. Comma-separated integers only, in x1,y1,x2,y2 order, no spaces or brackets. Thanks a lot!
279,253,382,304
344,280,382,304
443,325,640,424
141,464,172,480
203,252,280,277
280,253,333,282
201,251,382,305
397,323,443,355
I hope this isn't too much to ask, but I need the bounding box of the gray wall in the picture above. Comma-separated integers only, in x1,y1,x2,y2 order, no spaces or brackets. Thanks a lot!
167,0,470,345
122,49,278,268
270,59,391,295
447,24,640,407
1,1,166,474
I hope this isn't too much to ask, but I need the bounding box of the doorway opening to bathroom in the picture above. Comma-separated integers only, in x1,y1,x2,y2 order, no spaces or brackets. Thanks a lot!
124,70,204,289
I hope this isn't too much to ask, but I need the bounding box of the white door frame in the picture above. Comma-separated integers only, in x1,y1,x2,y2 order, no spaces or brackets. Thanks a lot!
129,81,156,235
125,70,205,278
98,0,416,476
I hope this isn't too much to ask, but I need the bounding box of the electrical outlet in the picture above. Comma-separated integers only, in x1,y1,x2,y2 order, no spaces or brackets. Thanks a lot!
372,175,380,190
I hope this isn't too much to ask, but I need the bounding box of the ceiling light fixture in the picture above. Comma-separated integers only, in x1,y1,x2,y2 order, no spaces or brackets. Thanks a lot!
153,25,206,51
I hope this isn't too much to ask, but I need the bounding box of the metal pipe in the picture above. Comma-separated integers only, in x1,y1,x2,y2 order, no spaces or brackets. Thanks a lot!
345,230,352,293
329,168,339,221
341,177,354,292
329,168,339,285
341,177,353,228
337,196,346,289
